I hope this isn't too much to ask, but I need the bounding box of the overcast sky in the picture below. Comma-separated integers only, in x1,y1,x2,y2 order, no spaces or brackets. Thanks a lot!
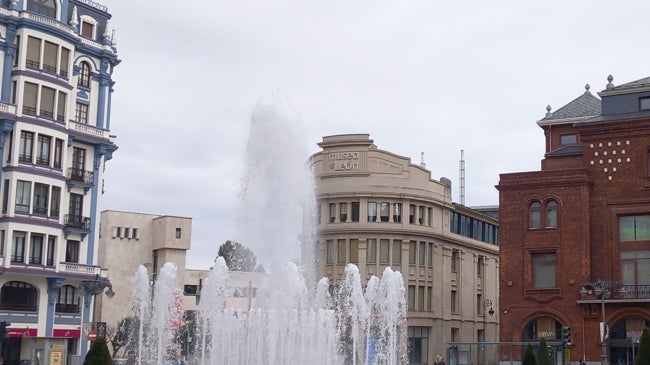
101,1,650,269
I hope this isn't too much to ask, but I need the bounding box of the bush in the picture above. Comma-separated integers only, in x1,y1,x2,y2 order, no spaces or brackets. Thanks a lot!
84,337,113,365
536,338,552,365
635,328,650,365
522,344,538,365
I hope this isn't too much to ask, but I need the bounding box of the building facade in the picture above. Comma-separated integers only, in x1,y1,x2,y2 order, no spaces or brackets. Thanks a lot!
497,76,650,365
0,1,119,365
312,134,500,365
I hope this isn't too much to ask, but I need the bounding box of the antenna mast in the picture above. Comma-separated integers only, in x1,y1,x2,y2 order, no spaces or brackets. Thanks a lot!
459,150,465,205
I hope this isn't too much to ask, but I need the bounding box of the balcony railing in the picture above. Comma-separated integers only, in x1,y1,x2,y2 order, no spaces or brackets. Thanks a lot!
67,167,94,184
63,214,90,230
622,285,650,299
69,120,109,138
59,262,101,276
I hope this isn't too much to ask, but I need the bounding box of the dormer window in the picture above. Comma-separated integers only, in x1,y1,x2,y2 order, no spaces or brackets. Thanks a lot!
81,21,95,39
560,134,578,146
28,0,56,18
639,97,650,111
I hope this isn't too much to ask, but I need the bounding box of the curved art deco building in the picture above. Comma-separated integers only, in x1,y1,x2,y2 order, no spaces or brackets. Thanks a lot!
312,134,499,365
0,1,119,365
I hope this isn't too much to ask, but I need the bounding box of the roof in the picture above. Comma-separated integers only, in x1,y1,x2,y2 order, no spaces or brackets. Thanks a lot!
606,76,650,92
539,85,601,123
546,144,583,156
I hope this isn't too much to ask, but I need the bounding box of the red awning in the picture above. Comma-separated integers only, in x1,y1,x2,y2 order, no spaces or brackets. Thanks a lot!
6,328,37,337
53,329,81,338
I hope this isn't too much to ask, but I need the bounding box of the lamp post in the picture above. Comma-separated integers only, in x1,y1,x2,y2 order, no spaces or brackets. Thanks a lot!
580,280,626,365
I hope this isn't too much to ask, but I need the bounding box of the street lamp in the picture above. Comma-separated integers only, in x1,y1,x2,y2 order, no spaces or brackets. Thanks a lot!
580,280,626,365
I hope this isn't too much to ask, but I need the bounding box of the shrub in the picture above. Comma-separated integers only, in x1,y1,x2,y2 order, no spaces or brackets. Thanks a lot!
83,337,113,365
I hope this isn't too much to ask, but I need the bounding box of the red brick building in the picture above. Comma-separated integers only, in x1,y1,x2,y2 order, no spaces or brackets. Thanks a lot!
497,76,650,365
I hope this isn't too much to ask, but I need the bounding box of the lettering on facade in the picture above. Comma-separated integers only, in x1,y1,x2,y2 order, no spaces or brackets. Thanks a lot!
537,331,555,340
328,152,360,171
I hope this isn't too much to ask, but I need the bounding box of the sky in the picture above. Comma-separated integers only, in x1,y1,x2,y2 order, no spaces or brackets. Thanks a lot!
101,0,650,269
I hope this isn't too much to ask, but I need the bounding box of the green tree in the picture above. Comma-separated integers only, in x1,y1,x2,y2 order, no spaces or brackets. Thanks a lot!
635,328,650,365
83,337,112,365
536,338,552,365
217,240,257,271
177,311,197,359
522,344,537,365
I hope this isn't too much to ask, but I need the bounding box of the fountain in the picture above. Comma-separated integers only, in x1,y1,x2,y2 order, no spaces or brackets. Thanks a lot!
128,95,407,365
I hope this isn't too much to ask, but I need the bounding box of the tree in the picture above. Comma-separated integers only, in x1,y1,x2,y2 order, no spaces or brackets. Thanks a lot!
522,344,537,365
635,328,650,365
536,338,552,365
217,240,257,271
106,317,138,358
83,337,112,365
177,311,197,359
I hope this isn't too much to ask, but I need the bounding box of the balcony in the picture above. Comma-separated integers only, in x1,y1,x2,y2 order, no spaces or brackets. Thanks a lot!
621,285,650,300
66,167,94,192
63,214,90,239
58,262,102,276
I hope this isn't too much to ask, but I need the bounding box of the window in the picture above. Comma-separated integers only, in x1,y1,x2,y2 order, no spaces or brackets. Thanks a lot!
19,130,34,163
477,256,484,277
328,203,335,223
32,182,48,215
56,92,66,122
620,215,650,241
339,202,347,222
65,240,79,263
12,232,26,263
532,253,556,288
451,249,460,272
427,207,433,226
418,206,424,225
326,240,334,264
53,139,63,169
393,203,402,222
418,241,426,266
417,286,425,311
60,47,70,78
409,204,415,224
379,239,389,263
351,202,359,222
408,241,416,265
78,62,91,88
75,103,88,124
46,236,55,266
426,287,432,311
15,180,31,213
36,134,51,166
451,290,457,313
26,36,40,70
392,240,402,264
621,251,650,288
50,186,60,218
428,242,433,266
124,227,130,239
27,0,56,18
640,97,650,110
29,234,43,265
2,180,8,214
546,200,558,228
56,285,80,313
132,228,138,239
366,239,377,263
39,86,55,118
380,202,389,222
81,21,94,38
337,239,346,264
68,193,83,223
407,327,429,365
408,285,415,311
183,285,198,296
367,202,377,222
349,239,358,263
477,293,483,315
43,41,57,74
530,201,541,229
560,134,578,146
115,227,122,238
175,227,182,239
5,130,12,163
0,281,37,311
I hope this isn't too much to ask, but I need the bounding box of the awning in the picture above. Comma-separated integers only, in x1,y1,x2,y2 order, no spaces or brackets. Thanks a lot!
53,329,81,338
6,328,37,337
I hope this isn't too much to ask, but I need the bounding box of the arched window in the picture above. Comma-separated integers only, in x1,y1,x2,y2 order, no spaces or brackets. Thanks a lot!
522,316,561,341
530,201,541,229
27,0,56,18
546,200,558,228
56,285,80,313
0,281,37,311
78,62,91,89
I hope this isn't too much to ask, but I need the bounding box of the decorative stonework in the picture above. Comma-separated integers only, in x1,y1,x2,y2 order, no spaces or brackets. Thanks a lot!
588,140,631,181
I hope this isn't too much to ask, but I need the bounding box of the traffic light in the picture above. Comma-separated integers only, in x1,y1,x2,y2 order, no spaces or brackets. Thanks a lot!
0,321,10,339
561,325,571,347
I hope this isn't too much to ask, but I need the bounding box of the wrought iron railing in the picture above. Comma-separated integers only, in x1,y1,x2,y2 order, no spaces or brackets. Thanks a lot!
63,214,90,230
622,285,650,299
67,167,93,184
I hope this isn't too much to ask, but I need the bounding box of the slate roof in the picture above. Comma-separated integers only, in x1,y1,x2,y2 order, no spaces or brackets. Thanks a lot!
607,76,650,91
540,85,601,122
546,144,583,156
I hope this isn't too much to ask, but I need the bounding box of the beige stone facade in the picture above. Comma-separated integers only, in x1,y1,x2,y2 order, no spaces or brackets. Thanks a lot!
312,134,499,365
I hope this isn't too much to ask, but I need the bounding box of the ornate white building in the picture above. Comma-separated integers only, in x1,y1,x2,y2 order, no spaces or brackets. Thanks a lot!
0,1,120,365
312,134,499,365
